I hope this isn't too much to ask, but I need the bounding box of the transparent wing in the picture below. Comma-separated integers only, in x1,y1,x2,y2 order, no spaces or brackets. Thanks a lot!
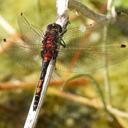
0,13,45,79
1,39,41,75
56,22,128,74
64,20,103,43
17,13,43,48
57,41,128,73
0,13,44,78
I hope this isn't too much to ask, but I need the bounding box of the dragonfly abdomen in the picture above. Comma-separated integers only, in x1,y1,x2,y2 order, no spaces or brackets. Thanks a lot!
33,61,49,111
33,95,40,110
33,79,44,111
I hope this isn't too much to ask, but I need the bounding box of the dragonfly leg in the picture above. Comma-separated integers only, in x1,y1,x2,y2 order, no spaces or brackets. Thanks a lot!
60,39,66,48
60,29,67,37
60,20,70,36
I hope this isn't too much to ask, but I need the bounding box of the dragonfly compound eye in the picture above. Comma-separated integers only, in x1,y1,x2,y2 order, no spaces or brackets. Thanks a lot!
47,23,62,33
55,24,62,33
47,24,53,30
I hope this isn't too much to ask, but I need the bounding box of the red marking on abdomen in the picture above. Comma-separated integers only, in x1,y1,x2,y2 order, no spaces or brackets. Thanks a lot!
44,51,53,61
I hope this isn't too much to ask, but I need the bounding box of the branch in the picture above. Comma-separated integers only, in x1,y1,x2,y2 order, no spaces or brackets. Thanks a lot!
107,0,116,18
1,81,128,119
48,87,103,109
107,106,128,119
0,78,89,90
0,82,103,109
103,0,116,107
68,0,107,22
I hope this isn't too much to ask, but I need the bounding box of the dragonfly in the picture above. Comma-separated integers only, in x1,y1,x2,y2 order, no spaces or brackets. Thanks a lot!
31,22,68,110
1,13,128,110
33,22,67,110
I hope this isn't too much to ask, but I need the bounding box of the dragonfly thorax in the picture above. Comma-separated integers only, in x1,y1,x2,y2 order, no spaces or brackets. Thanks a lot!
41,23,62,61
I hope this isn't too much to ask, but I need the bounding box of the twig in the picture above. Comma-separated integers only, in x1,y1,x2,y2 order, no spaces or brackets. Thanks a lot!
107,0,116,18
101,1,126,127
103,0,116,107
99,0,116,109
102,26,111,106
107,106,128,119
0,78,89,90
0,83,103,109
1,82,128,119
68,0,107,22
48,87,103,109
0,82,34,90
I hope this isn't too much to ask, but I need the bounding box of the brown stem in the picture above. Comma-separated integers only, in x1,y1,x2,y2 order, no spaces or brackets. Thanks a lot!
48,87,103,109
0,78,89,91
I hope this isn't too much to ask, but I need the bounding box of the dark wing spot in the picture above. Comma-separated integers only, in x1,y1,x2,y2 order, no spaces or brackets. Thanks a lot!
120,43,127,48
3,38,7,42
20,12,23,16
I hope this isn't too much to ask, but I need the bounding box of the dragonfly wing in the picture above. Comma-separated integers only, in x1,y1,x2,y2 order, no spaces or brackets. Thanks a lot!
63,21,102,44
18,13,43,48
57,41,104,74
57,23,128,74
1,40,41,78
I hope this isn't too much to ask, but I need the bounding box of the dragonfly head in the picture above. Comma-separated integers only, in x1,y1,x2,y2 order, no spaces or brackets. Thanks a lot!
47,23,62,34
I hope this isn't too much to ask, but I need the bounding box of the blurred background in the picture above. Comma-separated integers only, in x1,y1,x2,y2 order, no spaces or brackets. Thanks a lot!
0,0,128,128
